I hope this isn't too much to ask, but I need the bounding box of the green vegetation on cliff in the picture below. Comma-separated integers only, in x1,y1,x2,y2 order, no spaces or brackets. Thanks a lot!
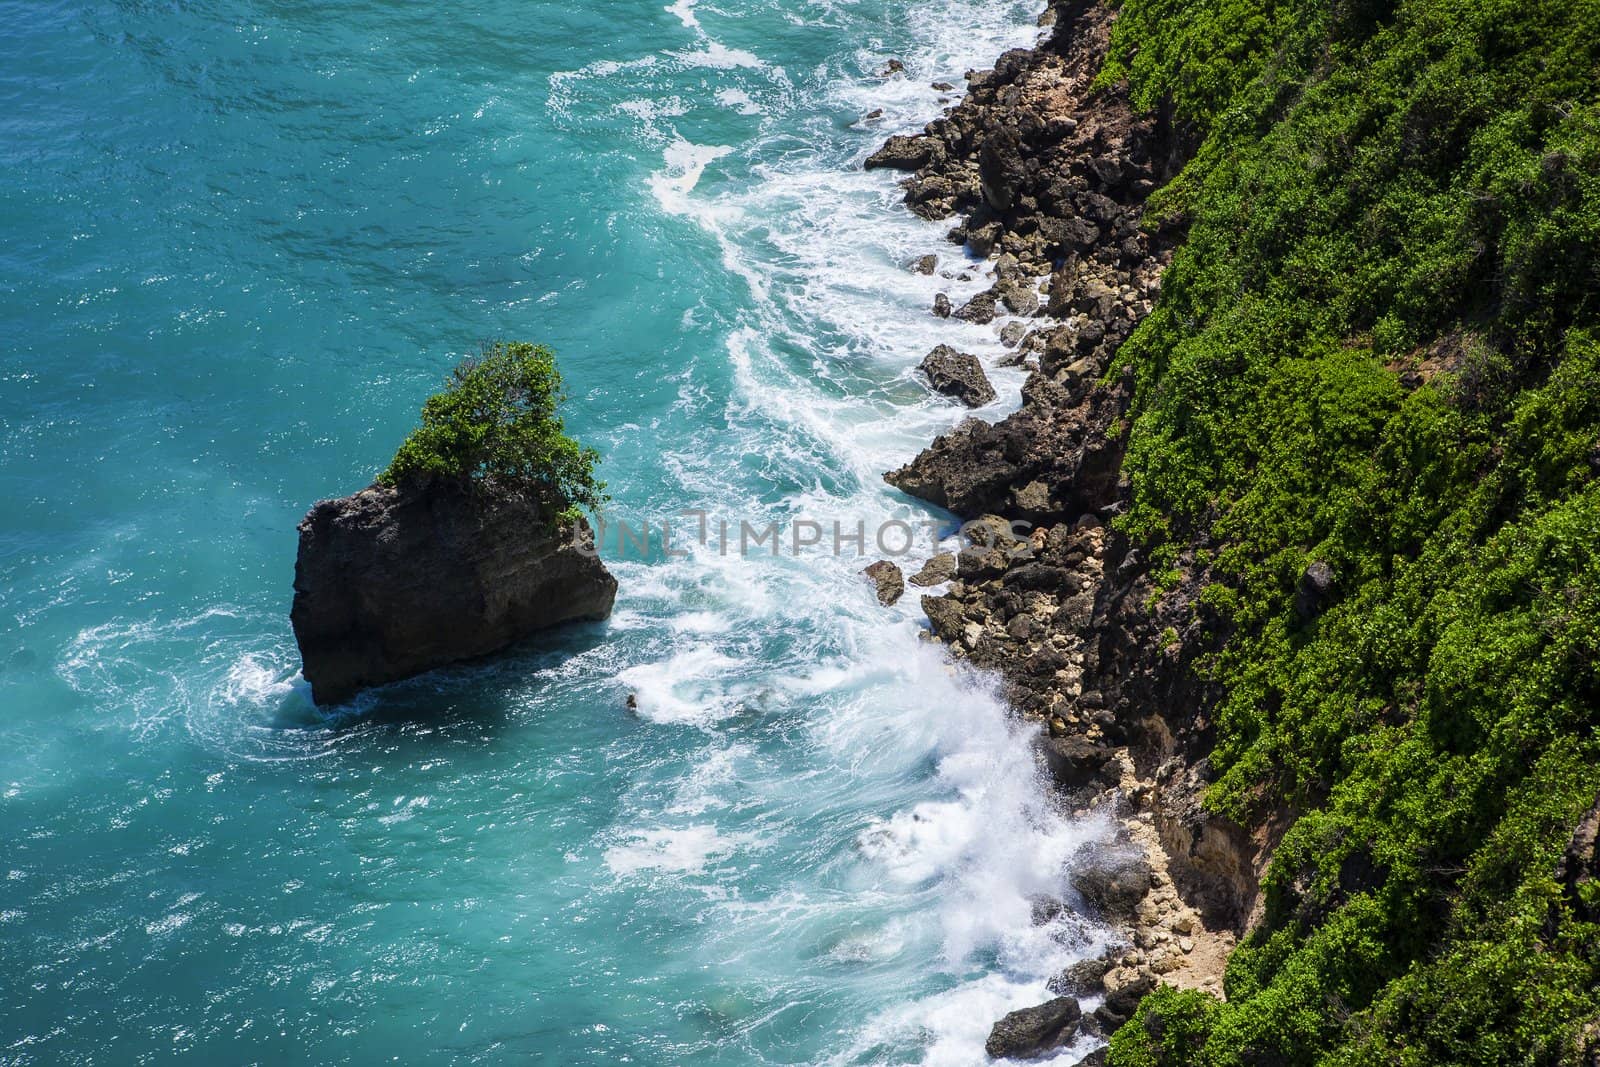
1098,0,1600,1062
380,341,604,522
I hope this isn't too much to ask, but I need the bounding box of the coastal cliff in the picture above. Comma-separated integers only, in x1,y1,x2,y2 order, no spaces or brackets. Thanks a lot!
291,481,616,706
881,0,1600,1061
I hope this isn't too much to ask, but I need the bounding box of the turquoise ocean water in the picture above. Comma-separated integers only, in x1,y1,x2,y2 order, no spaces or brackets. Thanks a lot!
0,1,1117,1062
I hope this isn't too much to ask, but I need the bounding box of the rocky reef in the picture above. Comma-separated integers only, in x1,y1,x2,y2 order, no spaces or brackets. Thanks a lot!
291,480,616,705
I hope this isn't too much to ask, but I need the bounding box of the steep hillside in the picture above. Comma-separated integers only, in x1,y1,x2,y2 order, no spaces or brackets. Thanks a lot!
876,0,1600,1061
1101,0,1600,1061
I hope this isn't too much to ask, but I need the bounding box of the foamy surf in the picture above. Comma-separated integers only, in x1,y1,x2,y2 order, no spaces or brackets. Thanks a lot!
572,0,1114,1059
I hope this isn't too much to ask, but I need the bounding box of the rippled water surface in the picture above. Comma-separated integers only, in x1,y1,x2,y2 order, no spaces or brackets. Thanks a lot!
0,0,1116,1062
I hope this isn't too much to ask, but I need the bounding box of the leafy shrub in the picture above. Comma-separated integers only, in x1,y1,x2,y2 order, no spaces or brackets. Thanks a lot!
1095,0,1600,1061
380,342,605,523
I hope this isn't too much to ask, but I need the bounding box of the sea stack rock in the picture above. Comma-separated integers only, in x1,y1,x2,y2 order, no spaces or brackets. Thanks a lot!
290,480,616,705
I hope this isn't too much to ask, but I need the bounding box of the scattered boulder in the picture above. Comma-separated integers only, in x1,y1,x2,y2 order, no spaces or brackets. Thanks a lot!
1102,969,1157,1018
1071,842,1154,921
1041,735,1117,789
969,221,1004,258
291,480,617,705
910,553,959,587
933,293,953,318
1049,951,1116,996
1294,561,1336,621
999,281,1041,317
920,345,997,407
865,134,936,171
984,996,1082,1060
1046,265,1079,317
922,594,967,643
954,289,999,324
978,126,1026,211
913,253,939,275
862,560,906,606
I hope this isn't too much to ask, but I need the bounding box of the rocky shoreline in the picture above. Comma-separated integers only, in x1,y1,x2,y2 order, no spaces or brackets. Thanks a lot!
869,0,1263,1058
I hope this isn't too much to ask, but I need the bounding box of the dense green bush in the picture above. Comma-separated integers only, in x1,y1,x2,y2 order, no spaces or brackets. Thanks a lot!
1096,0,1600,1062
380,341,605,522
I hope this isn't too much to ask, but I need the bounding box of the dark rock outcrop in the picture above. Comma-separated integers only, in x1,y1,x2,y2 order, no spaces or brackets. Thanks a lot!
1072,842,1155,921
909,553,958,587
291,480,616,705
985,996,1082,1060
919,345,997,407
1561,793,1600,921
1050,951,1117,996
1293,561,1336,621
863,560,906,606
865,134,938,171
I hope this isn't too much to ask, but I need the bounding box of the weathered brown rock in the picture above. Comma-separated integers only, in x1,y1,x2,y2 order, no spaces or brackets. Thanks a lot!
954,289,999,324
1049,950,1117,996
862,560,905,606
1041,735,1117,789
291,480,617,705
910,553,959,587
884,417,1023,516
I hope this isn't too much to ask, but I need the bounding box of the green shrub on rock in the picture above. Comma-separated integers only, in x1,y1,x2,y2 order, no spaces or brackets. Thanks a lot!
380,341,605,523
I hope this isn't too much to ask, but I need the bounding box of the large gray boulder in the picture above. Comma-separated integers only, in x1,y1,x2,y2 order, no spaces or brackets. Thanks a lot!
920,345,997,407
291,480,616,705
985,996,1082,1059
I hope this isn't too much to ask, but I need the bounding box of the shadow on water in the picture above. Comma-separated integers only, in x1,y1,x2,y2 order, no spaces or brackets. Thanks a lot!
279,617,620,744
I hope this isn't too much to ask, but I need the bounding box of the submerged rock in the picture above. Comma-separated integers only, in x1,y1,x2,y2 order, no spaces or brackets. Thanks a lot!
919,345,997,407
291,480,616,705
985,996,1082,1060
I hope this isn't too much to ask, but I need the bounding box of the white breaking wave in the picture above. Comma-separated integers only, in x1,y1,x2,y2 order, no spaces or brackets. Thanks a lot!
571,0,1119,1062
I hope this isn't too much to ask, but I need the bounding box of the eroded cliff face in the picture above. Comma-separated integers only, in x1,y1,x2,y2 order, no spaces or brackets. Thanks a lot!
874,0,1264,1030
291,480,616,705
